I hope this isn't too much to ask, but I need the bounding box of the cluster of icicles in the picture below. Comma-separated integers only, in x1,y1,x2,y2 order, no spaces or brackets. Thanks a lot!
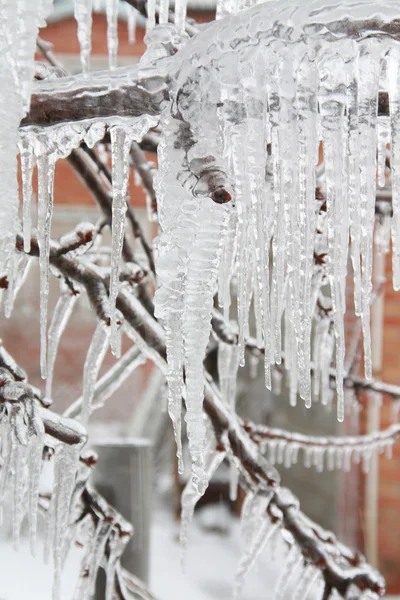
0,376,84,600
154,0,400,492
17,114,157,378
74,0,183,74
257,428,397,475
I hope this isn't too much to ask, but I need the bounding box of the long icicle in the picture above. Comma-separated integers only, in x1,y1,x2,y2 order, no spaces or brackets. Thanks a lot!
36,149,55,380
109,126,130,355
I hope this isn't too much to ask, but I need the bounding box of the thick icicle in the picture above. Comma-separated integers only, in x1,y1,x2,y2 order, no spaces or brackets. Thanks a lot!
318,49,350,422
357,45,381,381
46,289,79,400
36,149,55,380
109,126,130,354
81,322,111,425
106,0,119,69
74,0,93,74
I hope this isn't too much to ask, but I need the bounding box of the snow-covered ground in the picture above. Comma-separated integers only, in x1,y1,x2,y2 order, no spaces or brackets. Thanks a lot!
0,503,396,600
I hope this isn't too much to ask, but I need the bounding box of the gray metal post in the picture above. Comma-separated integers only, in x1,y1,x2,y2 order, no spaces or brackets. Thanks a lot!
92,438,153,597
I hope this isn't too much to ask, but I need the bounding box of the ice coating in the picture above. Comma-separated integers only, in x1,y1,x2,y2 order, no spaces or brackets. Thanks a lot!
154,0,400,492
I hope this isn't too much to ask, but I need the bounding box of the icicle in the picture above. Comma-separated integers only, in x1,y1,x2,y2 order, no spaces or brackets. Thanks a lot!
106,0,119,69
318,52,349,422
12,430,27,550
218,341,239,499
159,0,169,25
89,521,113,595
388,48,400,291
275,547,303,600
264,440,276,465
357,46,381,381
46,290,78,400
109,126,130,354
74,0,93,74
146,0,156,31
28,419,44,556
362,447,373,474
105,530,126,600
125,4,137,44
234,493,277,598
81,322,110,425
0,417,12,523
50,443,82,600
174,0,187,34
19,135,34,253
335,447,344,470
347,72,362,317
377,117,389,188
180,447,226,567
292,565,319,600
4,253,32,319
218,210,237,318
36,150,55,380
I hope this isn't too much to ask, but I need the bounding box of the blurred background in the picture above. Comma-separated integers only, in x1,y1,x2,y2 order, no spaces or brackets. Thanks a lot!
0,0,399,598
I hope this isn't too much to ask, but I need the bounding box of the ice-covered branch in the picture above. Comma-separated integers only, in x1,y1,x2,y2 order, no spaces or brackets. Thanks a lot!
245,421,399,473
273,489,384,598
202,383,385,597
21,68,169,128
247,422,400,451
